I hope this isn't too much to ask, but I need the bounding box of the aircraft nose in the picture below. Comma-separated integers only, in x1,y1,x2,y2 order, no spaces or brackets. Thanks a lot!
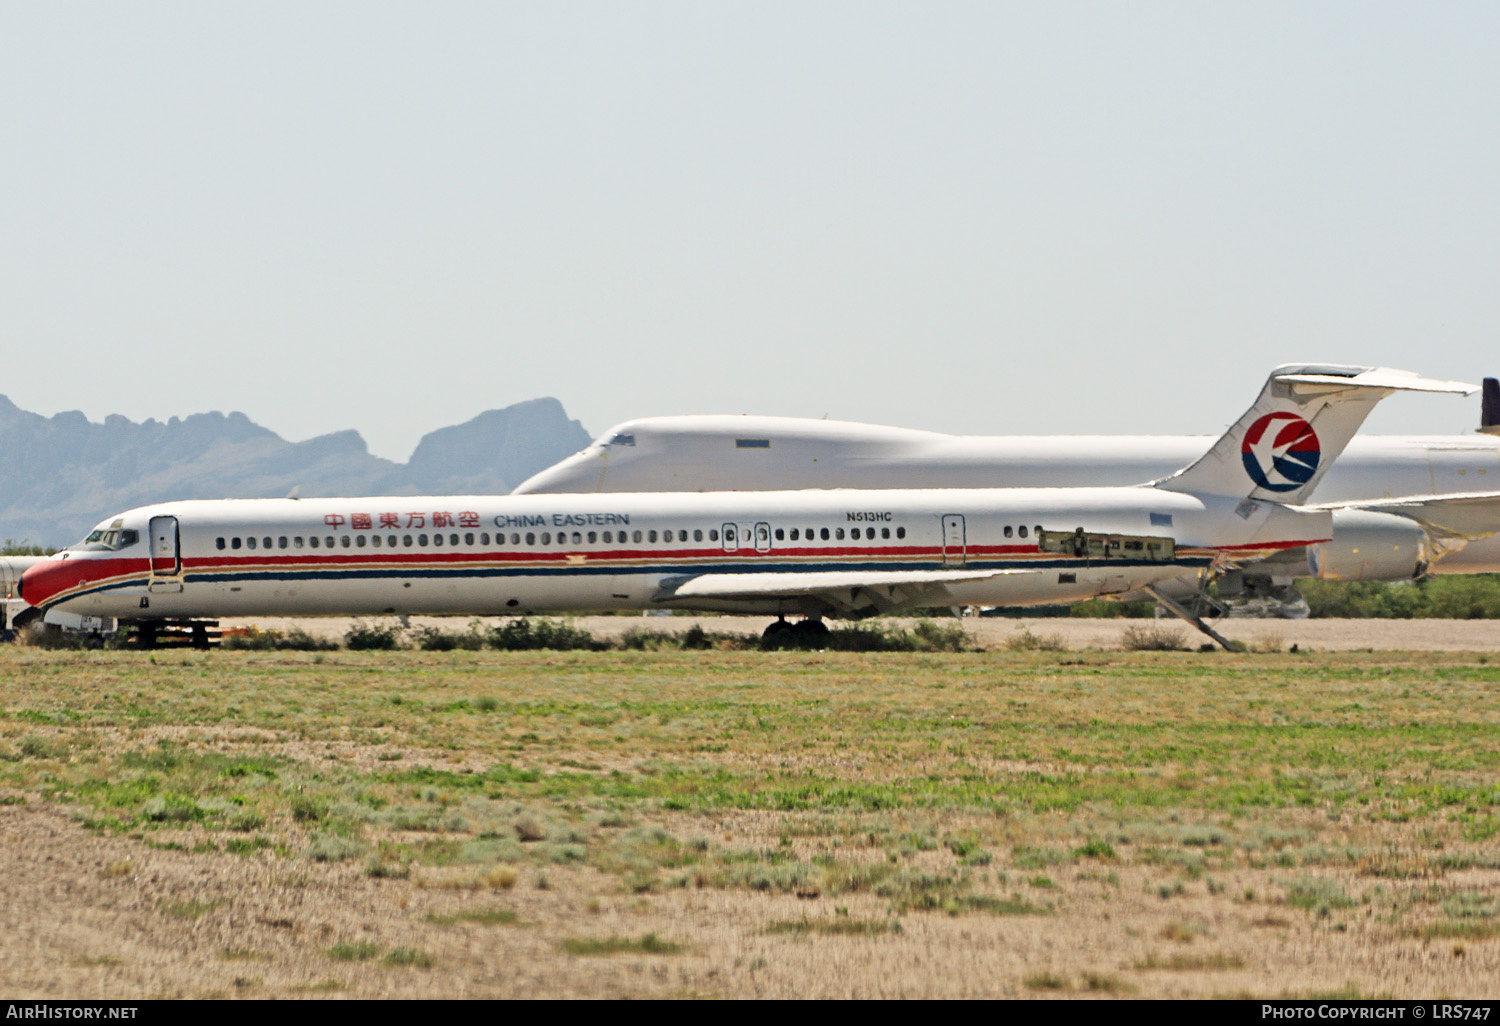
19,557,72,609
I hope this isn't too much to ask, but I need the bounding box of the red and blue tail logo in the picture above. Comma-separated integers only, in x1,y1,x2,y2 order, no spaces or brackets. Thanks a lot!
1241,413,1320,492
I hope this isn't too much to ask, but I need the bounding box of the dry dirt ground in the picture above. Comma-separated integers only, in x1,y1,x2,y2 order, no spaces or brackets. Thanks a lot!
3,619,1499,1000
4,800,1496,1001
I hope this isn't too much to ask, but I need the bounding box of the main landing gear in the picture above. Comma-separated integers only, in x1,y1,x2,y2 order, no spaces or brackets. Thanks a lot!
761,616,831,650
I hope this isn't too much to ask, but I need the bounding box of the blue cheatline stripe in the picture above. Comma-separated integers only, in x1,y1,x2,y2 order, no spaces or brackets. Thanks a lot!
51,554,1215,606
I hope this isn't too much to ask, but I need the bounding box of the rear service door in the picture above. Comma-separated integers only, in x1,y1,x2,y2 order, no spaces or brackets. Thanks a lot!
941,514,966,567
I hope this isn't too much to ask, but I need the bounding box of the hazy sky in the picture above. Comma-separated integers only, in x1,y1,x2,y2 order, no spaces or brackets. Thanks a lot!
4,2,1497,461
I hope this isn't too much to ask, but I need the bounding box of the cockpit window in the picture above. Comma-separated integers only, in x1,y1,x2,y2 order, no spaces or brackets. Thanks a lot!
607,432,636,447
76,529,140,552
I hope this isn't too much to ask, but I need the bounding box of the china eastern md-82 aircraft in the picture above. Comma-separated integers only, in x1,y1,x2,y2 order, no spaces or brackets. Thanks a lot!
516,380,1500,608
17,366,1480,647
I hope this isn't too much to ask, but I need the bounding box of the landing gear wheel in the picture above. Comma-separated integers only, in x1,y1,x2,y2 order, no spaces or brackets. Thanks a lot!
790,619,830,646
762,619,794,644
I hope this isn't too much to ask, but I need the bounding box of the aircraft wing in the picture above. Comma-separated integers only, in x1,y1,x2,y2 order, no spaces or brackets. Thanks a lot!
653,568,1039,615
1309,490,1500,540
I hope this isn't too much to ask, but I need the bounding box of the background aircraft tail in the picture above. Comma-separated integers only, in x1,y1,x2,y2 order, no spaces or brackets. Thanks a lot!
1154,364,1474,504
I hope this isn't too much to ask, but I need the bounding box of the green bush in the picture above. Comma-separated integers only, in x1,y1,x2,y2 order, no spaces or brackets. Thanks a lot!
345,620,404,650
1119,623,1188,651
221,627,338,651
618,624,730,650
415,624,486,651
1299,575,1500,619
487,618,602,651
1069,598,1157,618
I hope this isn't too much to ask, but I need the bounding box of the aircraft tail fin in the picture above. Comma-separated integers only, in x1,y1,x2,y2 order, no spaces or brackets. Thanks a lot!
1154,365,1475,504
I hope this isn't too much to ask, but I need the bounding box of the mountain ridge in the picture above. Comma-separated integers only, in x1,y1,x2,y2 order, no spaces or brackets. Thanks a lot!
0,397,592,547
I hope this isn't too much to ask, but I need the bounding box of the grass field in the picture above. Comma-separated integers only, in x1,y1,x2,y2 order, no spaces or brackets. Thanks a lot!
1,643,1498,998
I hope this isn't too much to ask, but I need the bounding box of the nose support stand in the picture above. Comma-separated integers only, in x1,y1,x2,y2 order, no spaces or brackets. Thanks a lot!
1142,584,1238,652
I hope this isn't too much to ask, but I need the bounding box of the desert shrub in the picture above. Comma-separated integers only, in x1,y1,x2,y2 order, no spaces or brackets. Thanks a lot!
1004,628,1066,652
221,627,338,651
415,624,486,651
910,619,972,651
1300,580,1426,619
19,735,66,760
618,625,723,650
1120,623,1188,651
1069,598,1158,618
304,832,367,863
487,618,601,651
1282,874,1356,913
16,624,90,650
1299,575,1500,619
345,620,404,650
1421,576,1500,618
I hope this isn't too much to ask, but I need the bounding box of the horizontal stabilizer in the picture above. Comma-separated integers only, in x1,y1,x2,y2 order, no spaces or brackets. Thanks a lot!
654,568,1038,615
1272,367,1474,395
1155,365,1477,504
1310,490,1500,540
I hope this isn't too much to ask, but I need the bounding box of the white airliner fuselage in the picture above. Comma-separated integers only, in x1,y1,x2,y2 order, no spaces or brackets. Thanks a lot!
19,365,1477,629
18,488,1318,621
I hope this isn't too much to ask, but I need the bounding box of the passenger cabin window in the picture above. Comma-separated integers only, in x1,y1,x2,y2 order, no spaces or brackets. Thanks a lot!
1018,526,1028,538
231,537,242,550
356,535,367,548
247,537,257,550
709,529,719,541
215,537,225,550
1004,526,1013,538
896,527,906,539
341,535,352,548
